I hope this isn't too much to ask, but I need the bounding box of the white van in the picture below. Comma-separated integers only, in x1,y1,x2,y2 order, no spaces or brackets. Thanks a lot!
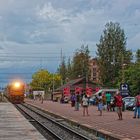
94,89,118,96
89,89,118,105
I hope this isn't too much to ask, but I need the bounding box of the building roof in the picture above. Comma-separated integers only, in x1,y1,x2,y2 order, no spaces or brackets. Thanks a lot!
55,77,98,91
56,77,84,91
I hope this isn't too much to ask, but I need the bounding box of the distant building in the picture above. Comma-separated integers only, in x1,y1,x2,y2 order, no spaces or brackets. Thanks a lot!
53,77,98,102
89,58,100,83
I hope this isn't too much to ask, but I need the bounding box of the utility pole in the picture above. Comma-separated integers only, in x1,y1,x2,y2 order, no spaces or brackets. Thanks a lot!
51,73,54,101
121,54,125,83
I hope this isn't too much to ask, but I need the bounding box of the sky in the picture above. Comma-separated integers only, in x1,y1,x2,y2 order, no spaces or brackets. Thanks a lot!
0,0,140,86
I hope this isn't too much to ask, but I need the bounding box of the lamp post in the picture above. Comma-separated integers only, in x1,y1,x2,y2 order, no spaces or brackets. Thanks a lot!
121,54,127,83
122,63,127,83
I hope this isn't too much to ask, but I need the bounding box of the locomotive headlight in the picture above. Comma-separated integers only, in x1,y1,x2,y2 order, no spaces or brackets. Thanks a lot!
14,82,21,88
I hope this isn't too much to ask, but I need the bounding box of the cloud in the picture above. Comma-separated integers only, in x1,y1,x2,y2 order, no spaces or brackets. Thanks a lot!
0,0,139,80
128,33,140,51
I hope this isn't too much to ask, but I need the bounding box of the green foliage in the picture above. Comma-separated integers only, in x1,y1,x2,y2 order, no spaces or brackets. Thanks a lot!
66,57,72,79
57,45,90,83
124,63,140,96
30,69,61,91
96,21,132,87
136,49,140,63
57,56,67,84
71,45,90,79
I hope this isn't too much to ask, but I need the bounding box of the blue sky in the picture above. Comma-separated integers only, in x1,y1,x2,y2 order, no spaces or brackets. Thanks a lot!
0,0,140,86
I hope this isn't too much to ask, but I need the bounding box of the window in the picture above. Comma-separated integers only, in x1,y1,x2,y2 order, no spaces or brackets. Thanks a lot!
93,68,96,72
93,73,96,76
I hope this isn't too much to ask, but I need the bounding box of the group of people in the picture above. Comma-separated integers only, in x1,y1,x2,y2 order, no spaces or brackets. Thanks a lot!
71,93,89,116
70,91,123,118
69,91,140,120
96,91,123,120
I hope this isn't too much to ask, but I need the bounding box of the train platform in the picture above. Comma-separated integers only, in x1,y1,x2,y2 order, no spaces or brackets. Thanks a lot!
25,99,140,140
0,102,46,140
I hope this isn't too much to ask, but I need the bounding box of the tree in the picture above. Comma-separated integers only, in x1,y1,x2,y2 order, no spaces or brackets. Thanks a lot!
96,21,131,87
71,45,90,79
57,56,67,84
66,57,72,80
136,49,140,63
30,69,51,90
30,69,61,91
50,73,61,91
124,63,140,95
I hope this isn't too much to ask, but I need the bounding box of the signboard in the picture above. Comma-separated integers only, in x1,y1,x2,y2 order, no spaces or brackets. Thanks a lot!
63,87,70,96
95,87,100,92
86,87,93,97
120,83,130,97
75,87,82,94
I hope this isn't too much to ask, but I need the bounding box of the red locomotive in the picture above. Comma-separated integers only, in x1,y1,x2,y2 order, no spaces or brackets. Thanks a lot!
6,81,25,103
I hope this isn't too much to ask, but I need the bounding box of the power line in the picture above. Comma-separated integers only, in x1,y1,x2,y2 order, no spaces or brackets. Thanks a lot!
0,73,33,74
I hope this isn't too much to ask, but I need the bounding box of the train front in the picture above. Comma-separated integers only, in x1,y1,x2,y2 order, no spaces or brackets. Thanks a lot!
8,81,25,103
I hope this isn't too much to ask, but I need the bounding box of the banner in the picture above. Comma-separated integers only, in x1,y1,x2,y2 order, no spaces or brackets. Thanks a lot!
95,87,100,92
63,87,70,96
86,87,93,97
75,87,82,94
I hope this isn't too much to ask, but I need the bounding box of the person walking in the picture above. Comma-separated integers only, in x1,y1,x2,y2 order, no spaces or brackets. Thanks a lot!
82,94,89,116
114,91,123,120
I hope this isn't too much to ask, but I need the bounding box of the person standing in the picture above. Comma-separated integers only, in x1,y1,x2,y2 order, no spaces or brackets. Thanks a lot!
71,94,75,107
133,93,138,118
134,92,140,118
41,91,45,104
102,93,106,110
106,92,111,111
98,93,103,116
75,93,80,111
114,91,123,120
82,94,89,116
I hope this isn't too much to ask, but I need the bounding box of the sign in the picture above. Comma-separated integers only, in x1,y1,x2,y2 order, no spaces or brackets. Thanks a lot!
95,87,100,92
75,87,82,94
86,87,93,97
120,83,129,97
63,87,70,96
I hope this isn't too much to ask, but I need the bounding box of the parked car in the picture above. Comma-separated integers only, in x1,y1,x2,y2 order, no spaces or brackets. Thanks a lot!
126,100,135,111
122,97,135,110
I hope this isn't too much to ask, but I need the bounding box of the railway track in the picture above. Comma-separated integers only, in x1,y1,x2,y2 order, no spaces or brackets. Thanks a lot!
15,103,97,140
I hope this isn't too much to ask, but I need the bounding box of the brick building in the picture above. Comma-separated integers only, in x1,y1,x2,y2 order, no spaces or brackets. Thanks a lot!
89,58,100,83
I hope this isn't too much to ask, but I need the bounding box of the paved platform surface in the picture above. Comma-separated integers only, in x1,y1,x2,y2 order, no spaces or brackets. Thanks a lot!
0,102,46,140
25,99,140,140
